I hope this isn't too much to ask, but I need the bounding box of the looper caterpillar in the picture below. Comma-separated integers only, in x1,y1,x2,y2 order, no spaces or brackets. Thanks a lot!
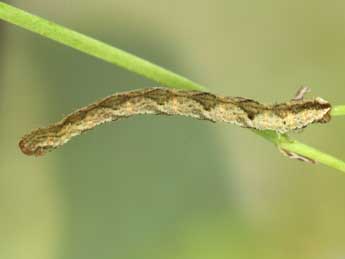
19,87,331,156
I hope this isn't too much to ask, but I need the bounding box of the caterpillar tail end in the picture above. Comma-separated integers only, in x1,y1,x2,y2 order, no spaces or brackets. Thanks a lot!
18,138,45,156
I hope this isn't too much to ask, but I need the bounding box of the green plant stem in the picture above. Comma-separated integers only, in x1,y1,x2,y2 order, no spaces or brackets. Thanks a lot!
0,2,205,91
255,130,345,172
331,105,345,116
1,2,344,173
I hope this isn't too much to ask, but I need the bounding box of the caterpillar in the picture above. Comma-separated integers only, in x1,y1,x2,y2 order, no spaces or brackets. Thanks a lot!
19,87,331,156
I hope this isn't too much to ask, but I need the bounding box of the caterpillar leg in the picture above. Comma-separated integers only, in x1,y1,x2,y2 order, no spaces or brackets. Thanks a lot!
278,147,316,164
292,86,311,101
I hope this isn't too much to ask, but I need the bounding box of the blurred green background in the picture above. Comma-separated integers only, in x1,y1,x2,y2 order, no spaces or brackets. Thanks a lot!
1,0,345,258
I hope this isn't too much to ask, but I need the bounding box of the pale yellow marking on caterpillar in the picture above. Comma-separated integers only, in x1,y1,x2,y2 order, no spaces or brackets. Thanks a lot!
19,87,332,156
172,97,178,112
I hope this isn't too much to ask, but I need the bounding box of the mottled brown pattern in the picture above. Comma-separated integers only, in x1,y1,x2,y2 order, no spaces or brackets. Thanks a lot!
237,99,263,120
19,87,332,156
99,94,129,109
189,92,219,111
143,88,172,105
